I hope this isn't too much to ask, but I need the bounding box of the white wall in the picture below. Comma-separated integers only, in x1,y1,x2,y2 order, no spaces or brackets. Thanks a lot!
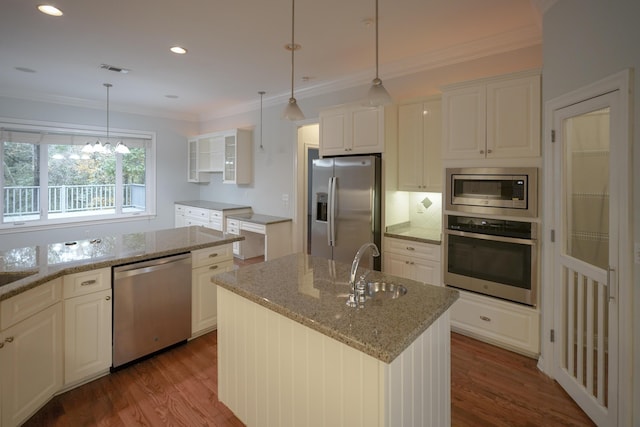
0,96,199,249
543,0,639,423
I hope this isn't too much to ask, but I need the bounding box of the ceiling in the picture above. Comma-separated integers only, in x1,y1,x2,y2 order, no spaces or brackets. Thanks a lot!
0,0,545,121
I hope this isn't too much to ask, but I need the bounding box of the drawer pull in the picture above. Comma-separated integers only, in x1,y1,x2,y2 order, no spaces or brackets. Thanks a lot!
5,336,14,343
208,253,219,258
209,265,219,270
405,261,414,265
105,296,111,301
480,315,491,322
406,246,415,251
0,342,3,349
81,280,97,286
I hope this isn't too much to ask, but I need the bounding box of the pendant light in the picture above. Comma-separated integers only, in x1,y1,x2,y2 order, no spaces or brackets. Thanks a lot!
282,0,305,121
367,0,392,106
83,83,130,154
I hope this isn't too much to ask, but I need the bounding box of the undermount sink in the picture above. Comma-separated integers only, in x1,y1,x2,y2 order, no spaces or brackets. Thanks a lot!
0,271,37,287
364,281,407,300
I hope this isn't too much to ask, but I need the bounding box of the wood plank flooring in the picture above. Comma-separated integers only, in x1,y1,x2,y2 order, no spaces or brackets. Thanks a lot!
25,330,594,426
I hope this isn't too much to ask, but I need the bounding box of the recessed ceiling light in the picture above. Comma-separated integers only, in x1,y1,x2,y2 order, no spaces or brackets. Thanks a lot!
37,4,63,16
170,46,187,55
165,95,179,99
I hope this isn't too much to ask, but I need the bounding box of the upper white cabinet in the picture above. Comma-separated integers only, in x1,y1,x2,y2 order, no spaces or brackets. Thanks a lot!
442,71,541,160
222,129,252,184
187,128,252,184
319,104,384,156
398,98,442,192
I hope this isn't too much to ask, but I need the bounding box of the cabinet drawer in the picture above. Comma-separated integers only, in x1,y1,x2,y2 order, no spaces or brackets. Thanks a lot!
385,237,441,261
185,207,209,219
210,210,222,219
1,278,62,330
226,219,240,235
175,204,186,214
209,218,223,231
241,222,266,234
63,268,111,299
192,245,233,268
450,290,539,356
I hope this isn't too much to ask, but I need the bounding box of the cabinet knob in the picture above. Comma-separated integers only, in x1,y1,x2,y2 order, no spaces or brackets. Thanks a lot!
480,316,491,322
5,336,14,343
487,149,493,154
106,296,111,301
0,342,3,349
479,149,485,154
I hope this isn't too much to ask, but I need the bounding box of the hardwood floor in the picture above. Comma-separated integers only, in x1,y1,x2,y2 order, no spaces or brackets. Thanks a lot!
26,330,594,427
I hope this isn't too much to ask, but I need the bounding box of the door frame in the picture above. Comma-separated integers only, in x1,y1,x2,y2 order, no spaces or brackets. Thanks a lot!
293,121,319,254
539,69,633,425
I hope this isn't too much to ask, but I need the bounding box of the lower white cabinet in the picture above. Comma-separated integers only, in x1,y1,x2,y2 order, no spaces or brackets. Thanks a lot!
191,245,234,337
383,237,442,286
1,279,63,427
63,268,112,387
450,290,540,357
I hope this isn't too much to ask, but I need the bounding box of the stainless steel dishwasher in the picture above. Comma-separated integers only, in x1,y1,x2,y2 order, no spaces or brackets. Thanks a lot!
112,252,191,368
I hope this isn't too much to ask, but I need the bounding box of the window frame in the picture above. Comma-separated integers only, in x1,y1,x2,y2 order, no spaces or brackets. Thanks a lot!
1,117,156,233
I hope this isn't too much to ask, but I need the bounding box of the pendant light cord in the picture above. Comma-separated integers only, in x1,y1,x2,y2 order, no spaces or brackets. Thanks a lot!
290,0,296,99
105,83,110,142
374,0,379,80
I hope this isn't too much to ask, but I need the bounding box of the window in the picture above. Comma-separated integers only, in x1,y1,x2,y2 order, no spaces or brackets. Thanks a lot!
1,122,155,230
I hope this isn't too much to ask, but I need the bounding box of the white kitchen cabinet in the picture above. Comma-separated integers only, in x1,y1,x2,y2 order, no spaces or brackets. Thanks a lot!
383,237,441,286
319,104,384,156
187,128,252,184
1,279,63,427
450,289,539,357
174,204,186,227
222,129,252,185
63,268,112,387
398,98,442,191
442,71,540,160
191,245,234,337
187,138,210,183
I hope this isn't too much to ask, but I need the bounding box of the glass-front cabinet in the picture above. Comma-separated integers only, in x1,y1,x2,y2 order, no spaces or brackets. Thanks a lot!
187,129,251,185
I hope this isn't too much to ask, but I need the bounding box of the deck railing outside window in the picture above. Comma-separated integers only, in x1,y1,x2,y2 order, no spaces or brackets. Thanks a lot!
3,184,145,218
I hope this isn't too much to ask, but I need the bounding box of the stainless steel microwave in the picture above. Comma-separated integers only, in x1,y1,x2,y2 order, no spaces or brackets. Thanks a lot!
445,167,538,218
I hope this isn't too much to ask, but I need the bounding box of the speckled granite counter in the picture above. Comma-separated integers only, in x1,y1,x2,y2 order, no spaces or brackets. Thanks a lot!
226,212,291,225
0,226,243,301
212,253,458,363
385,223,442,245
175,200,251,211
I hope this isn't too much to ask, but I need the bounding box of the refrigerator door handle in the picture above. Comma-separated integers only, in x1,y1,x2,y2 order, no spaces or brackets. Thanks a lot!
328,176,337,246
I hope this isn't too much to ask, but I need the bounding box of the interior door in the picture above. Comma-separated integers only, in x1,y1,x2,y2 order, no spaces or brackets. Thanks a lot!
552,92,618,426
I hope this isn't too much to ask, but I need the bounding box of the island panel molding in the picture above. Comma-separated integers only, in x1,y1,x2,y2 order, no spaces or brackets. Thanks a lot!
218,286,451,427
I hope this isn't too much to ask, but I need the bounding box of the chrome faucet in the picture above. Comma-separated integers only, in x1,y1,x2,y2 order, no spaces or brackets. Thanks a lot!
347,242,380,307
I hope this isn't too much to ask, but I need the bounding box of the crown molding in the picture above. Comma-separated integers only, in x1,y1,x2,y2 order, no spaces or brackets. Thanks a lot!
0,90,200,123
201,24,542,121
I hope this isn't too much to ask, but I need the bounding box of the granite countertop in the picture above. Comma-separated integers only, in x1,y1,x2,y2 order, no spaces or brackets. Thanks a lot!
212,253,458,364
384,224,442,245
0,226,243,301
226,212,292,225
175,200,251,211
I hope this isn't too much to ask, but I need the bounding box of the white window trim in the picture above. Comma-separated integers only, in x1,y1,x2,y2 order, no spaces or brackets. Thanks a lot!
0,117,156,234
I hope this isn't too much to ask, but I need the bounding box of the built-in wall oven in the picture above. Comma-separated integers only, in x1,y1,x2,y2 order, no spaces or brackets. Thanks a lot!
443,215,537,306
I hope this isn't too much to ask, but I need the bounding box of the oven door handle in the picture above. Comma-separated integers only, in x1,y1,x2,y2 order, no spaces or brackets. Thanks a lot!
445,229,536,246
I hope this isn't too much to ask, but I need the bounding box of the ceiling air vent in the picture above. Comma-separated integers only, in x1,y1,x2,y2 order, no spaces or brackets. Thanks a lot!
100,63,130,74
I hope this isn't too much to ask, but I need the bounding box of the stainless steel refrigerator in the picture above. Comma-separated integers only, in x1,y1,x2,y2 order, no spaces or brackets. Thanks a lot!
311,155,381,270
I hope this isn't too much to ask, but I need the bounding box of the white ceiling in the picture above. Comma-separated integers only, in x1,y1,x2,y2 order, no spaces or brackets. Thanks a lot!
0,0,543,121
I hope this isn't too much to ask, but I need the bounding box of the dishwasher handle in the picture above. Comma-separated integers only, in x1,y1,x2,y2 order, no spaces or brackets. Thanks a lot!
113,253,191,279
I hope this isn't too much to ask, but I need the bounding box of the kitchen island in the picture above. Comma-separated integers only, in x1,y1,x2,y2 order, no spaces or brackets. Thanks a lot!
213,253,459,427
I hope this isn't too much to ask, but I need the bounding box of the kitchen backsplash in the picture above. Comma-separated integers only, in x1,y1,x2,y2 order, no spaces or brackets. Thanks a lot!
386,191,442,232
